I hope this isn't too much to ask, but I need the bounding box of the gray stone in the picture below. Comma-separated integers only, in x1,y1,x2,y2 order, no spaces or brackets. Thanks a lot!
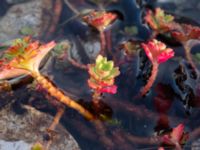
192,138,200,150
0,0,48,42
0,104,80,150
6,0,31,4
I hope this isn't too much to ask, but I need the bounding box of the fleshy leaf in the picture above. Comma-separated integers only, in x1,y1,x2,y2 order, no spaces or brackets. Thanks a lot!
83,10,117,31
120,40,141,56
88,55,120,94
161,124,189,148
141,39,174,64
0,37,56,80
171,24,200,42
144,8,174,33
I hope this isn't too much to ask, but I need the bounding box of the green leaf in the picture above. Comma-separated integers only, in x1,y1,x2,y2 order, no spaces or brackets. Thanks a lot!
124,26,138,35
31,143,43,150
19,26,34,36
194,53,200,62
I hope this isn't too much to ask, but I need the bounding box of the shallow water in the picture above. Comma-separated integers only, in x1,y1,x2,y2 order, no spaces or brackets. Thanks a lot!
0,0,200,150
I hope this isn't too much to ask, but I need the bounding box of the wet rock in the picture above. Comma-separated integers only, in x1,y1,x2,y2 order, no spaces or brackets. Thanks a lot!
0,104,80,150
192,138,200,150
6,0,31,4
0,0,52,42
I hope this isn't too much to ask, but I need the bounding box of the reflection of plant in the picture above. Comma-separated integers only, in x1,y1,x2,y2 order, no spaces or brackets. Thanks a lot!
160,124,189,149
83,10,117,55
0,37,94,120
88,55,120,102
144,8,174,37
140,39,174,96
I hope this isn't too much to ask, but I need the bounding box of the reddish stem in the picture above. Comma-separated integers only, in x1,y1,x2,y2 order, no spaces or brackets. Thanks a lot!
140,61,159,96
92,91,101,105
46,107,65,150
67,56,88,70
100,31,106,55
183,43,199,75
32,71,94,120
105,30,112,54
46,0,62,37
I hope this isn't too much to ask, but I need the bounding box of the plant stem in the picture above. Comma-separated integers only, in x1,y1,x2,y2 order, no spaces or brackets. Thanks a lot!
183,43,199,75
92,91,101,104
46,107,65,150
105,30,112,55
31,71,94,120
48,107,65,131
67,55,88,70
100,31,106,55
63,0,80,15
46,0,62,38
140,62,158,96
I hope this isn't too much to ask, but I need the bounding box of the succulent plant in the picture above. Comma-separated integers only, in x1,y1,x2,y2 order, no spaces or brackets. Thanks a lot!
121,40,141,56
83,10,117,55
171,24,200,42
161,124,189,149
144,8,175,34
141,39,174,64
0,37,94,120
0,37,55,80
139,39,174,96
88,55,120,94
83,10,117,32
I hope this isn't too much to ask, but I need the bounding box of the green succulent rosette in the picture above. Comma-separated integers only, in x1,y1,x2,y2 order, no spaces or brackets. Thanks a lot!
145,8,174,33
88,55,120,94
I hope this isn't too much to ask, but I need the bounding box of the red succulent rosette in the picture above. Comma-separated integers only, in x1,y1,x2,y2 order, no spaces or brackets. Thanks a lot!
88,64,117,94
0,37,56,80
82,10,117,31
88,78,117,94
87,55,120,94
171,24,200,42
141,39,174,64
161,124,189,148
144,8,175,34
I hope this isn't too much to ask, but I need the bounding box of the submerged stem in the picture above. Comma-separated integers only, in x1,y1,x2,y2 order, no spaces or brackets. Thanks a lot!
100,31,106,55
31,71,94,120
46,107,65,150
183,42,199,76
140,62,158,96
92,91,101,104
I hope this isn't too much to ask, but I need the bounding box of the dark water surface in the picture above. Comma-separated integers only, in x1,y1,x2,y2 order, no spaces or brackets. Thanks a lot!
1,0,200,150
